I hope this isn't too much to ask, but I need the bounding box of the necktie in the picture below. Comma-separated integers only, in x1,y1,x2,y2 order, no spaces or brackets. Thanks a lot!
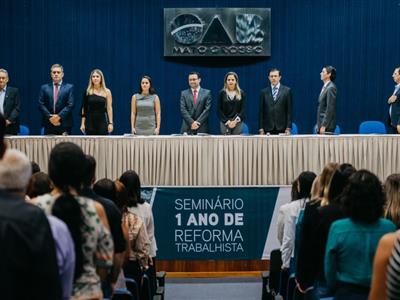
272,86,278,101
53,84,60,113
193,89,198,106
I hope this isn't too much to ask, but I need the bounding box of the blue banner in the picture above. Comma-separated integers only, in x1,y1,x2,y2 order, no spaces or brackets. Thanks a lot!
146,187,289,260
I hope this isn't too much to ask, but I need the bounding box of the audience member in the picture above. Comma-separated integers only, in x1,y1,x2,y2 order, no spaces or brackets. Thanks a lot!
31,161,41,174
80,155,125,296
32,142,114,299
384,174,400,228
325,170,396,299
26,171,53,199
94,178,117,202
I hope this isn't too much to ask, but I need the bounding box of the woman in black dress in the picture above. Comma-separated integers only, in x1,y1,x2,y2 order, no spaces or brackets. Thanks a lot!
80,69,113,135
217,71,246,135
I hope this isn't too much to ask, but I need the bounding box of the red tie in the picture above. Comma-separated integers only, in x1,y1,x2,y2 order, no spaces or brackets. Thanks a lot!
53,84,60,113
193,89,197,106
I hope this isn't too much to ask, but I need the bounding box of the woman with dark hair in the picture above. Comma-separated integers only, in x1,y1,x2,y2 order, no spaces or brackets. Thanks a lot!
296,163,347,299
26,171,53,199
119,170,157,294
33,142,114,300
217,71,246,135
131,75,161,135
278,171,317,271
93,178,117,203
325,170,396,300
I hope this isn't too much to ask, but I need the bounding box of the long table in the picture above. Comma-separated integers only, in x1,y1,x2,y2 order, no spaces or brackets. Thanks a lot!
6,134,400,185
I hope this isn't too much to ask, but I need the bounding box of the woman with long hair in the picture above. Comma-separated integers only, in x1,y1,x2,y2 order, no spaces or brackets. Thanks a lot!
33,142,113,299
131,75,161,135
81,69,113,135
384,174,400,228
217,71,246,134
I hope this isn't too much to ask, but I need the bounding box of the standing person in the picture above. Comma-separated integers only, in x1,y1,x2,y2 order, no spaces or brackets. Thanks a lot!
120,170,158,295
80,69,113,135
217,71,246,135
180,71,212,134
38,64,74,135
131,75,161,135
325,170,396,299
259,68,293,135
0,137,63,300
388,67,400,133
32,142,114,300
316,66,337,134
0,68,20,135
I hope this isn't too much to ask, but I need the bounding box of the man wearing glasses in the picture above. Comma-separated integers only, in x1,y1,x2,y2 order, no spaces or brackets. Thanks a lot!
38,64,74,135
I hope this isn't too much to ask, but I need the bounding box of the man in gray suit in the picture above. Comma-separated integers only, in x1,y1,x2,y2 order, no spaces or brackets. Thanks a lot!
180,72,212,134
0,69,20,135
259,68,292,135
317,65,337,134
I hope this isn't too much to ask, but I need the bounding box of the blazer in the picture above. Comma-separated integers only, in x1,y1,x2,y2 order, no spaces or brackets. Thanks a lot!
38,82,74,128
2,86,20,134
317,81,337,132
180,87,212,133
259,84,292,132
390,87,400,127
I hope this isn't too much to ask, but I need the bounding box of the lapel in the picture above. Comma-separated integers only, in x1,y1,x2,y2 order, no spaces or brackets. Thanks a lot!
3,87,10,109
319,82,331,102
267,86,275,105
53,83,64,108
194,88,202,109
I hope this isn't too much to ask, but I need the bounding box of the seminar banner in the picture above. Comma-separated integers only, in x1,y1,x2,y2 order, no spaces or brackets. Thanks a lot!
145,186,290,260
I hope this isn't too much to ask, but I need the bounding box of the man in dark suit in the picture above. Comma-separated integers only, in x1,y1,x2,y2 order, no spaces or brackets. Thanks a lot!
180,71,212,134
259,68,292,135
388,67,400,133
0,69,20,135
38,64,74,135
317,65,337,134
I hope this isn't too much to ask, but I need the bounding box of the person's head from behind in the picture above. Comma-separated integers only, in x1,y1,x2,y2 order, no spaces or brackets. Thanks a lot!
0,149,32,195
31,161,41,174
82,155,96,188
119,170,142,207
342,170,384,224
384,174,400,227
293,171,317,200
310,175,321,200
325,169,348,206
114,180,130,213
26,172,53,198
93,178,116,202
339,163,356,180
318,162,340,203
48,142,85,280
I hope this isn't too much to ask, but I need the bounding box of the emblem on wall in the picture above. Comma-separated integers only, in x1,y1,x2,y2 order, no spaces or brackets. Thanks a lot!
164,8,271,57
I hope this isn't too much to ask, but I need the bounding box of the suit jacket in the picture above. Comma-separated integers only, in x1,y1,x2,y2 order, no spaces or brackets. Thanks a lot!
258,84,292,132
390,87,400,127
317,81,337,132
3,86,20,134
38,82,74,128
180,87,211,133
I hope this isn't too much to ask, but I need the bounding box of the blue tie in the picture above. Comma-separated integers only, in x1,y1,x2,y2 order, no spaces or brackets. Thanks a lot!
272,86,278,101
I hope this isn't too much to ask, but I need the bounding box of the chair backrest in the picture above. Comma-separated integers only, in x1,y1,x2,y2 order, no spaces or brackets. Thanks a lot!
125,278,140,300
242,122,249,135
359,121,387,134
18,125,30,136
112,288,134,300
142,274,153,300
40,127,45,135
291,122,298,135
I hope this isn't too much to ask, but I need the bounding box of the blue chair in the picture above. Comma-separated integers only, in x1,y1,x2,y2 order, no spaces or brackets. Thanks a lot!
313,124,340,135
112,288,133,300
40,127,45,135
291,123,298,135
242,122,249,135
359,121,387,134
18,125,30,136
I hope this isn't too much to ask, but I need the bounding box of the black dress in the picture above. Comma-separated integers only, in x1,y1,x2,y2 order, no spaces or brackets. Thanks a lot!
81,93,108,135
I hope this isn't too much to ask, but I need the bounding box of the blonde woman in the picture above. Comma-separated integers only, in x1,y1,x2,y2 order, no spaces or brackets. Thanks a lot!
217,71,246,134
81,69,113,135
131,75,161,135
384,174,400,228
